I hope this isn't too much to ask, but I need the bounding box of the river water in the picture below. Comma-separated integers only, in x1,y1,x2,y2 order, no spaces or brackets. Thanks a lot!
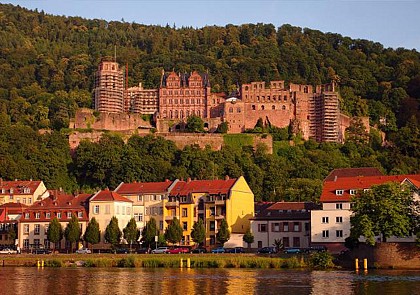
1,267,420,295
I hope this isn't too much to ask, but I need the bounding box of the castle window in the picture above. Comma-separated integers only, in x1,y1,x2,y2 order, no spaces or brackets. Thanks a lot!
273,96,276,101
174,99,178,104
284,95,287,101
261,105,265,110
169,111,173,119
252,105,256,110
245,86,249,91
282,105,286,110
257,96,260,102
237,107,241,113
229,107,233,113
175,111,178,118
272,105,275,110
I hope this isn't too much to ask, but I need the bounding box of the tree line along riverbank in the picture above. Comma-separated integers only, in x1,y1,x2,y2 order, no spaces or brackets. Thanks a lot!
0,253,335,269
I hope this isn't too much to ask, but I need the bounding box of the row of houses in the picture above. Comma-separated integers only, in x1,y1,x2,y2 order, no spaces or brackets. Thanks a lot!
1,168,419,252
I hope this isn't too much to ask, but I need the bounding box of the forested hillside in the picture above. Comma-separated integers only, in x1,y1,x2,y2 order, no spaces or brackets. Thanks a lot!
0,4,419,201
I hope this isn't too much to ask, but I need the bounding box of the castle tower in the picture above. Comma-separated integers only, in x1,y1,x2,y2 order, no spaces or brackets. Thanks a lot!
94,60,124,113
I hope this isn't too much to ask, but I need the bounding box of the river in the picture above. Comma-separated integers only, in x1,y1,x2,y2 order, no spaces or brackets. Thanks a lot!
1,267,420,295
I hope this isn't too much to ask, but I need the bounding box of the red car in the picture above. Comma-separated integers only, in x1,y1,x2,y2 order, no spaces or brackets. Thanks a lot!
168,247,189,254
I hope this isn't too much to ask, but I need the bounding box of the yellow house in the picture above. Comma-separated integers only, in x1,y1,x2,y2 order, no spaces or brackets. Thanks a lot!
167,176,254,248
88,189,133,248
0,179,49,205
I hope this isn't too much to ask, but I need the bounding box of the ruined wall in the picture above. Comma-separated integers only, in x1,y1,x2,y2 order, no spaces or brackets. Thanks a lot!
71,109,152,131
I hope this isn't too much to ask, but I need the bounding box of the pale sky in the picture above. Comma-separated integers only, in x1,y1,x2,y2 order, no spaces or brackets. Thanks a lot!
5,0,420,50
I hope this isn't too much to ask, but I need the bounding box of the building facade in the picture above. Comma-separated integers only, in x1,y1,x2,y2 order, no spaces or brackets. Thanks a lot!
125,83,159,115
0,203,27,247
0,179,49,206
94,60,125,113
250,202,318,249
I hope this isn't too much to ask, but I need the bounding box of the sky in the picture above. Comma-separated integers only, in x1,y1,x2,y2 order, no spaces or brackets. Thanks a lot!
4,0,420,51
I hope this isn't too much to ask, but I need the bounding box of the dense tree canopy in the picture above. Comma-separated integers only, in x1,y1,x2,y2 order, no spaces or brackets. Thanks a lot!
47,217,63,249
84,217,100,247
104,216,122,247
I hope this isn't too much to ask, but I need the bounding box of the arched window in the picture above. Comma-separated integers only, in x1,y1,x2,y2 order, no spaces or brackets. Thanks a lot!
175,110,178,118
272,105,275,110
169,111,173,119
180,110,184,118
282,105,286,110
252,105,256,110
261,105,265,110
229,107,233,113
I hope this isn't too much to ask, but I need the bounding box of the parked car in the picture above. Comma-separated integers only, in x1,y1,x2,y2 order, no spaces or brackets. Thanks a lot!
211,247,225,254
168,247,189,254
151,247,169,254
190,247,207,254
284,247,302,254
0,248,17,254
76,247,92,254
136,247,150,254
33,247,52,254
257,247,277,254
225,247,245,253
304,246,327,253
114,248,130,254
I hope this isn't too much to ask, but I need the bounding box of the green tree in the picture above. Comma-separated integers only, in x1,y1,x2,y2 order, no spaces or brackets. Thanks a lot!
47,217,63,251
64,215,81,253
123,217,140,250
243,228,254,249
216,219,230,246
216,121,229,133
83,217,100,250
186,115,205,133
191,219,206,246
350,182,414,245
164,217,183,245
272,238,283,252
141,217,158,248
7,225,16,242
105,216,122,248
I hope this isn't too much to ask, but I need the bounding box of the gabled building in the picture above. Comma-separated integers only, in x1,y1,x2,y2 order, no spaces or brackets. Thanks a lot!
0,179,49,205
311,173,420,253
18,191,90,251
250,202,319,249
88,189,133,247
0,203,28,247
167,176,254,248
114,180,177,233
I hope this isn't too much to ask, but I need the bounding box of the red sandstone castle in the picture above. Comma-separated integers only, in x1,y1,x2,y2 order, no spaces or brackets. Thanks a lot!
94,60,355,143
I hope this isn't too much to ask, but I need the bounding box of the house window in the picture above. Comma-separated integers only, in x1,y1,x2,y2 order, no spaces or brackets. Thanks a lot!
272,223,280,232
46,212,50,219
138,196,143,202
35,213,40,219
34,224,40,235
105,205,110,214
23,239,29,249
159,221,164,231
183,222,188,231
258,224,267,232
210,221,215,231
335,190,344,195
135,213,143,222
94,205,100,214
293,222,300,232
336,230,343,238
57,212,61,219
322,230,329,238
283,223,289,232
283,237,290,248
293,237,300,247
44,225,49,234
24,224,29,234
336,216,343,223
67,212,72,219
350,189,357,195
322,217,329,224
336,203,343,210
28,198,32,204
182,208,188,217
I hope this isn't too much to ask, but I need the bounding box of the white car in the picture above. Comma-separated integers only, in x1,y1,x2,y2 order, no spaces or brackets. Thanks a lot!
76,247,92,254
0,248,17,254
151,247,169,254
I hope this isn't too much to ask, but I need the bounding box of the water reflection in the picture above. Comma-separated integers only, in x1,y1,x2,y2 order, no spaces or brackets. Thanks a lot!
2,268,420,295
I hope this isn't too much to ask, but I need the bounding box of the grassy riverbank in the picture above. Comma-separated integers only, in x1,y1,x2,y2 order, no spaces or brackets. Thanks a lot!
0,253,329,269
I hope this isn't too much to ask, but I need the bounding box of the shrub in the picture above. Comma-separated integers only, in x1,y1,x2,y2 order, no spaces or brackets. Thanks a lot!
118,256,136,268
45,259,62,267
309,252,335,269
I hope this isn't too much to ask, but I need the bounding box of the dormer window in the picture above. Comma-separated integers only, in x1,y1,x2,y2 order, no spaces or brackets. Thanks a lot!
25,213,30,219
335,190,344,196
78,212,83,218
67,212,72,219
57,212,61,219
349,189,357,195
10,188,13,194
35,213,40,219
23,187,30,193
1,189,5,194
46,212,51,219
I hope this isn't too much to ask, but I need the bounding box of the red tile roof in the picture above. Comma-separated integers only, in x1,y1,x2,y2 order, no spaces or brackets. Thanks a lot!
267,202,319,211
320,174,420,202
22,191,89,222
170,178,237,196
324,167,383,182
0,180,44,195
91,189,132,203
115,180,174,194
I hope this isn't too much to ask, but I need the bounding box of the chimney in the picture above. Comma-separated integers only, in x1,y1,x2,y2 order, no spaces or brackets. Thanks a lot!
187,177,191,183
225,175,230,181
334,176,337,182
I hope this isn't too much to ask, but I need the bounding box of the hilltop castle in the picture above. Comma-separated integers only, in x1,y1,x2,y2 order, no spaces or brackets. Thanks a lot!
92,59,358,143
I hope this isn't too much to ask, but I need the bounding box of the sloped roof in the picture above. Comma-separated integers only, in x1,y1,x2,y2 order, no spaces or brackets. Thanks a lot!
320,174,420,202
170,178,237,196
90,189,132,203
0,180,43,195
324,167,383,182
116,181,174,194
0,203,29,216
253,202,319,220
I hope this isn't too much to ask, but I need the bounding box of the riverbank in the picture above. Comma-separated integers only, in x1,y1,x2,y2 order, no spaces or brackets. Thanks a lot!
0,253,320,269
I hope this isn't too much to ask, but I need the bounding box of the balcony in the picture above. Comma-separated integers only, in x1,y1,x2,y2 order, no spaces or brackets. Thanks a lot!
215,200,225,205
165,201,179,208
165,215,179,221
215,214,225,220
